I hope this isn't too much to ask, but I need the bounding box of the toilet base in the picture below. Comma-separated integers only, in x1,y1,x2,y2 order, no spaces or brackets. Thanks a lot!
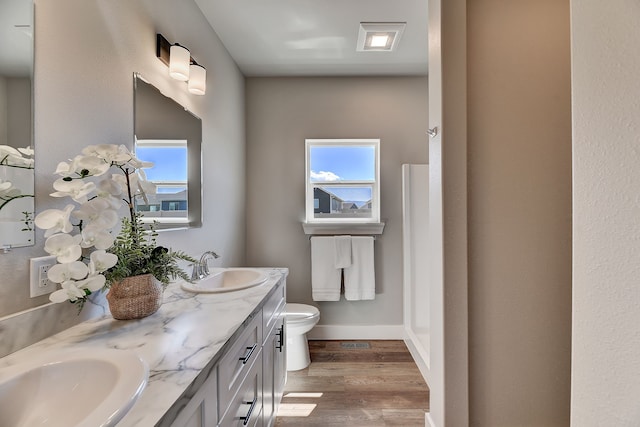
286,333,311,371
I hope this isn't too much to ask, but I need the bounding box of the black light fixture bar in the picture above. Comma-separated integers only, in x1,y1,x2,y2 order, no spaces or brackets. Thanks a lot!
156,33,200,66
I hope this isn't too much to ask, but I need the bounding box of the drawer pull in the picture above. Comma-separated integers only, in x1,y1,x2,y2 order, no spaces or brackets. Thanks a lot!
239,344,258,365
240,396,258,425
276,326,284,352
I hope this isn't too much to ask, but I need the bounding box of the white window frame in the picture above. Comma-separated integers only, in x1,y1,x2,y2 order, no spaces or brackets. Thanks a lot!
305,138,380,223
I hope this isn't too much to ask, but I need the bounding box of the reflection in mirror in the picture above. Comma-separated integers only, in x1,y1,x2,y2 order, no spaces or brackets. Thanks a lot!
0,0,34,248
133,73,202,230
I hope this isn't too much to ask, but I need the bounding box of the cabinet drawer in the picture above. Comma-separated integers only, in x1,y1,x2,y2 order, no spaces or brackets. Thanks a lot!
218,346,263,427
262,280,285,340
218,313,262,412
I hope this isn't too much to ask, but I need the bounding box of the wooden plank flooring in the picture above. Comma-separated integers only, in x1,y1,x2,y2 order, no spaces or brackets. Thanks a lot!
275,340,429,427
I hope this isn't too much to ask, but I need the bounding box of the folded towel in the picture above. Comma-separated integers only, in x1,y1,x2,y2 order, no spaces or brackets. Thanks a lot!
334,235,352,268
344,236,375,300
311,236,341,301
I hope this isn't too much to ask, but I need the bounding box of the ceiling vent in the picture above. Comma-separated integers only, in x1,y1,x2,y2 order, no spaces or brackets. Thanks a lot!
356,22,406,52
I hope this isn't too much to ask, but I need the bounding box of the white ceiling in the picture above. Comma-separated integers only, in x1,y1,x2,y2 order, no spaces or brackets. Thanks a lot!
194,0,428,77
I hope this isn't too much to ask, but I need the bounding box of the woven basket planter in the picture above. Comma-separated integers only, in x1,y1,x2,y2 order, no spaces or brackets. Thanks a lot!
106,274,163,320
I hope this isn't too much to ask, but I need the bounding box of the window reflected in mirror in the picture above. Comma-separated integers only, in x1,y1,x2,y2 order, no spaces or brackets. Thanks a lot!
134,139,188,220
133,74,202,230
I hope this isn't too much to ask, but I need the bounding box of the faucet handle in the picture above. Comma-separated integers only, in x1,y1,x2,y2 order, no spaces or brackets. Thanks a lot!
191,262,203,281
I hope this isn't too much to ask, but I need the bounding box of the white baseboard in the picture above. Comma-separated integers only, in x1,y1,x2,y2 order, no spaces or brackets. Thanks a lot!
307,324,404,340
426,413,436,427
404,329,431,386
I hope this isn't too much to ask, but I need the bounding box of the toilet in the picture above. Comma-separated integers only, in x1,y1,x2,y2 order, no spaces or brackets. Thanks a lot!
285,303,320,371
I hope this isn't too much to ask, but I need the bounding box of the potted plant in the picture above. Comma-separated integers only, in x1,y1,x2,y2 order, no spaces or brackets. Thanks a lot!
35,144,194,319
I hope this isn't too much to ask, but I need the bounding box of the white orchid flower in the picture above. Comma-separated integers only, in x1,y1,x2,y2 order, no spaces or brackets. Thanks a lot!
18,146,34,157
54,160,76,177
96,177,123,209
0,145,21,157
44,233,83,263
49,280,86,303
34,204,75,237
54,154,109,178
72,198,119,230
48,272,107,303
75,155,111,177
126,156,154,170
89,250,118,274
80,226,115,250
78,273,107,292
112,172,156,199
51,178,96,203
136,175,157,200
0,179,16,197
0,145,33,168
82,144,131,164
47,261,89,283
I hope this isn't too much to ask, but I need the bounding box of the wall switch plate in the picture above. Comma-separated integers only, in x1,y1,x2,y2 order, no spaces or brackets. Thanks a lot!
30,255,57,298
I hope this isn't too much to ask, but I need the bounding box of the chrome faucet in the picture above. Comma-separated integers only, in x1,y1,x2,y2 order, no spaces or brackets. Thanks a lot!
191,250,220,280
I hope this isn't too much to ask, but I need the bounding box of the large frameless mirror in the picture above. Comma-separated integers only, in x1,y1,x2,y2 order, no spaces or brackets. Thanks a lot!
133,73,202,230
0,0,34,248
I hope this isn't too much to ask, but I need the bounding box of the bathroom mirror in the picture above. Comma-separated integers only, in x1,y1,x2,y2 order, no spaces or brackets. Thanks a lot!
0,0,34,248
133,74,202,230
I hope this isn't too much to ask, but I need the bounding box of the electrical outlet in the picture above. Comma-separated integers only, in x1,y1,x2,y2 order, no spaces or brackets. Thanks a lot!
30,255,57,298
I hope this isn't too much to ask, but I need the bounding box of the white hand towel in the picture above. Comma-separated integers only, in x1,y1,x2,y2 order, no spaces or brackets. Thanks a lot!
334,235,352,268
311,236,341,301
344,236,375,300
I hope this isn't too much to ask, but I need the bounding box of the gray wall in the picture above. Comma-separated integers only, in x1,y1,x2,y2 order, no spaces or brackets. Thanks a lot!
467,0,572,425
571,1,640,425
0,0,246,327
245,76,428,330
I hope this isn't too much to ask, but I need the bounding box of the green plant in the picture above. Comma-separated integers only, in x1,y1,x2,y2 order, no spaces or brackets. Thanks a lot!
106,213,195,286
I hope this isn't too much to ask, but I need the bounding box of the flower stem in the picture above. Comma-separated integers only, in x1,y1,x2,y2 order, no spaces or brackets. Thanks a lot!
0,194,34,211
123,167,137,239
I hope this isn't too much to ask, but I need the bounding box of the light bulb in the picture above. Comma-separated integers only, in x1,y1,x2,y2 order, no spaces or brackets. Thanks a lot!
188,64,206,95
169,44,190,81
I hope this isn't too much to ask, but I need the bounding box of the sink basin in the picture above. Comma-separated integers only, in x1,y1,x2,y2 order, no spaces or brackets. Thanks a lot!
181,268,269,293
0,348,148,427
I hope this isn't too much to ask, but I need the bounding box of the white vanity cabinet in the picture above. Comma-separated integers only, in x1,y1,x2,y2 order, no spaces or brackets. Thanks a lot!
166,273,286,427
167,370,218,427
218,313,263,426
261,281,287,427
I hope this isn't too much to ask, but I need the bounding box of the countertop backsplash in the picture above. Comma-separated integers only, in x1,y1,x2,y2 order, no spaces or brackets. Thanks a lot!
0,292,108,358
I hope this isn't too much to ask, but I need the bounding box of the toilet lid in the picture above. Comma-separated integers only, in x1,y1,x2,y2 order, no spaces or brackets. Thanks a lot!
286,303,320,324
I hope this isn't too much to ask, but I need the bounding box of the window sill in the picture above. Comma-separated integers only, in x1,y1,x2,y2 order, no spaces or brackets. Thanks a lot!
301,221,385,235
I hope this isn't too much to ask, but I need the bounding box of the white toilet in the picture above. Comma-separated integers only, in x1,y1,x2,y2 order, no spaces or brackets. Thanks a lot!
285,303,320,371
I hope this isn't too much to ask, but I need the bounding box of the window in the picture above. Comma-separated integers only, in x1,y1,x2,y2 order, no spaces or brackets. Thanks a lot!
134,139,188,221
305,139,380,223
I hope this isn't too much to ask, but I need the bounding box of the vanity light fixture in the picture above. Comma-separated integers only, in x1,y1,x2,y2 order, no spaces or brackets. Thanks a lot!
356,22,406,52
188,64,206,95
156,33,207,95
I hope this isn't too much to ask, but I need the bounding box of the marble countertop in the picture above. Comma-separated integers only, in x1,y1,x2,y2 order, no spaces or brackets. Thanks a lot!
0,268,287,426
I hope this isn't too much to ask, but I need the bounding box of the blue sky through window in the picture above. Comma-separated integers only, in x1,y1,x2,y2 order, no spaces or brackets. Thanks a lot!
135,145,187,182
310,145,375,203
310,146,375,181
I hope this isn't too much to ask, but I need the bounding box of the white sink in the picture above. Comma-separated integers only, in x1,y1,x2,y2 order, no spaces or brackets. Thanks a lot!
181,268,269,293
0,348,148,427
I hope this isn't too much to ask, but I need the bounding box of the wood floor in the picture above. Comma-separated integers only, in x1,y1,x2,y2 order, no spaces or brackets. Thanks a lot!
275,340,429,427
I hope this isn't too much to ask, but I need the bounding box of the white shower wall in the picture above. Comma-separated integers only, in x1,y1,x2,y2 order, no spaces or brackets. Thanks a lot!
402,164,431,385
